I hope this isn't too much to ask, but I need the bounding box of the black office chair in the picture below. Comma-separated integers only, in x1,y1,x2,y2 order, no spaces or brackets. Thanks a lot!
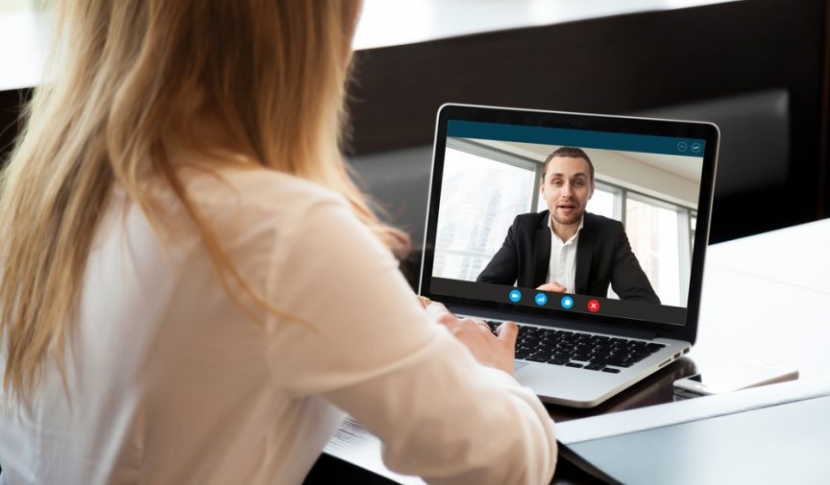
634,89,790,243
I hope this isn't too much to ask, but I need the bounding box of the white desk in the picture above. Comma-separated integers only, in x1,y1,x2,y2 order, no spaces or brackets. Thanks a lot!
693,219,830,377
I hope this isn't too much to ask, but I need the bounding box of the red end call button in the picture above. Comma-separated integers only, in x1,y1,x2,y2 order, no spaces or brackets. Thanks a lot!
587,299,601,313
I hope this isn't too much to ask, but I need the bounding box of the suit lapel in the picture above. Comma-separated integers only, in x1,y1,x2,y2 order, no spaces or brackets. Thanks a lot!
575,216,593,294
532,212,551,287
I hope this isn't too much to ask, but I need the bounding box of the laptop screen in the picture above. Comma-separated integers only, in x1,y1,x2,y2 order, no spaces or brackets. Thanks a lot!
420,104,718,336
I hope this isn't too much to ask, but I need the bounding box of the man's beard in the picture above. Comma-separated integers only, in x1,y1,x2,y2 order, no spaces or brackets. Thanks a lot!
552,206,583,226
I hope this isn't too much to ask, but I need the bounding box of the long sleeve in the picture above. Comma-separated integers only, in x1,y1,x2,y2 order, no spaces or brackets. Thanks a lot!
609,222,661,304
264,198,557,484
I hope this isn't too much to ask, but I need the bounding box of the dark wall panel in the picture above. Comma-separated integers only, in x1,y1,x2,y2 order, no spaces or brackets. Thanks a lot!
0,88,32,163
345,0,828,240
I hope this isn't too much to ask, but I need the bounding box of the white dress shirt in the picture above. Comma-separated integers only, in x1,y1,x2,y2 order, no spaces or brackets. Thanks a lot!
0,160,556,484
546,216,583,293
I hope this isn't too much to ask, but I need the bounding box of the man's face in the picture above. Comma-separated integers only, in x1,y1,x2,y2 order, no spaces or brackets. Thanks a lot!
540,156,594,226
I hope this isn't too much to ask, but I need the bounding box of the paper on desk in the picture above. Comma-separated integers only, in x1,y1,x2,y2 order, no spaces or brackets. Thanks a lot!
556,375,830,445
324,415,427,485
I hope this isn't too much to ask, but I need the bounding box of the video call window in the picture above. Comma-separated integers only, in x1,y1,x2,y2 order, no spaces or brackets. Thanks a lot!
432,137,702,308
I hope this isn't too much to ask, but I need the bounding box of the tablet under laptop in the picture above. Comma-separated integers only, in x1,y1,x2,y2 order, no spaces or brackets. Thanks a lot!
419,104,719,408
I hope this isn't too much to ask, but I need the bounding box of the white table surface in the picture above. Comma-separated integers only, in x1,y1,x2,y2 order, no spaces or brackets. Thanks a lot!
693,219,830,377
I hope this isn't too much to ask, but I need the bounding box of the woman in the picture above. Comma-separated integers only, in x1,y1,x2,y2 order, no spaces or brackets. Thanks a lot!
0,1,556,484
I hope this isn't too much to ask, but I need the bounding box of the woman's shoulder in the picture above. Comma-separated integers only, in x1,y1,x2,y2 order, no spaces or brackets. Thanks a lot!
183,165,345,215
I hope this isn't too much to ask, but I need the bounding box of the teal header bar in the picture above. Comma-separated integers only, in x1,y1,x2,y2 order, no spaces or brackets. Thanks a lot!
448,120,705,157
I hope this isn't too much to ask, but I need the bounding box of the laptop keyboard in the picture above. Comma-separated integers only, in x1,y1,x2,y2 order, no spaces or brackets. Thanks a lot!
486,321,665,373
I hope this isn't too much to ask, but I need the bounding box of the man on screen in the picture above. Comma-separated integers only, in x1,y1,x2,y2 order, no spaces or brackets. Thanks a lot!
477,147,660,304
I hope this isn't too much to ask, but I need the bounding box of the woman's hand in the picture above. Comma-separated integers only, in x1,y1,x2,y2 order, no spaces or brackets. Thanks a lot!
422,300,518,375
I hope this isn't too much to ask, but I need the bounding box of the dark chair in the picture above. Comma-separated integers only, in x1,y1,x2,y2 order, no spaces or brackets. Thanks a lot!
634,89,790,243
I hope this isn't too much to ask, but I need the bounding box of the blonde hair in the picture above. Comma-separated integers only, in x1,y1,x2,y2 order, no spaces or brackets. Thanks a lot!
0,0,409,401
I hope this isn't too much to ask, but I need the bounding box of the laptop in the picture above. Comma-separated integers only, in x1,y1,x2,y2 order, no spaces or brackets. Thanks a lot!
419,103,719,408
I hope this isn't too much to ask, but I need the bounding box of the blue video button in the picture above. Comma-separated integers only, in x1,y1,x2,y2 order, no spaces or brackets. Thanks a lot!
509,289,522,303
534,293,548,306
561,296,574,309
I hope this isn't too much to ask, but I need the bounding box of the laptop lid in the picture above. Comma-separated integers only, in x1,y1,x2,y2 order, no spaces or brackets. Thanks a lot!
419,104,719,345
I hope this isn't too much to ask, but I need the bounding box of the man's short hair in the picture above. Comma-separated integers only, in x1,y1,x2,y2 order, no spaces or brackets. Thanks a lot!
542,147,594,182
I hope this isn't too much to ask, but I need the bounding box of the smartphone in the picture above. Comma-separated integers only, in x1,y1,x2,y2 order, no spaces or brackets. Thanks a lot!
673,360,799,399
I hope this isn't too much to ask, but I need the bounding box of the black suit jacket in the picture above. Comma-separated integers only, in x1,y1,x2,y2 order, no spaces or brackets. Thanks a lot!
476,211,660,304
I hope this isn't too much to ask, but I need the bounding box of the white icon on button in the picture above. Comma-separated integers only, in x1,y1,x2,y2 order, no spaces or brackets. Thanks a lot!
677,142,688,152
691,142,702,153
